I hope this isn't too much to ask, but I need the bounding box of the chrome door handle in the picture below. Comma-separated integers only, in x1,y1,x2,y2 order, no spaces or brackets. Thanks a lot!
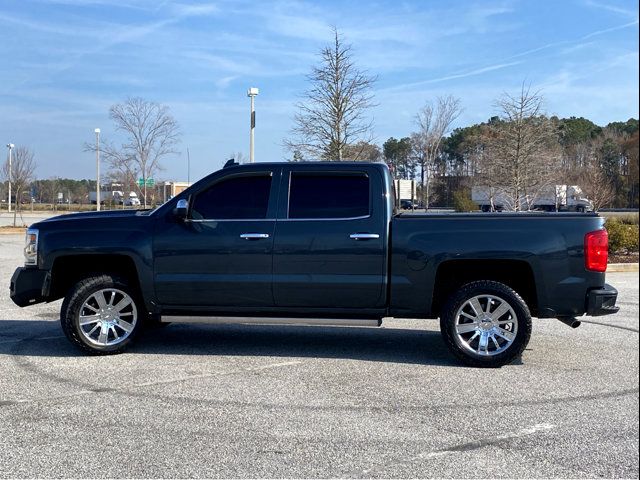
350,233,380,240
240,233,270,240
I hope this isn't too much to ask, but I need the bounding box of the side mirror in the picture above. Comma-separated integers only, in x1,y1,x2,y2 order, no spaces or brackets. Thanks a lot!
173,199,189,219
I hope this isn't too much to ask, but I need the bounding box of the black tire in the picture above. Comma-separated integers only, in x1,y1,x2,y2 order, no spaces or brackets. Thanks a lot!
440,280,532,368
60,274,144,355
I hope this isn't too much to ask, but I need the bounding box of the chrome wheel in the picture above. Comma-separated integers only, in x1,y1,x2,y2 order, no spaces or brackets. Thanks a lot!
454,294,518,356
78,288,138,347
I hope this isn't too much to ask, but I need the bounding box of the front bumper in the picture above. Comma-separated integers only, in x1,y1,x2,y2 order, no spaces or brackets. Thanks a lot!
10,267,49,307
586,283,619,316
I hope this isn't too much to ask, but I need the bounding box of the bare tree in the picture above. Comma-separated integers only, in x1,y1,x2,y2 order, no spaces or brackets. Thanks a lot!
86,98,180,208
2,146,37,226
482,85,558,211
580,162,615,211
342,141,382,161
413,95,462,209
285,28,376,160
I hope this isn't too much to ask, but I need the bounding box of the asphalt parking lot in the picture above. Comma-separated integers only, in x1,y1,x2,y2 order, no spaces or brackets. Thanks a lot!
0,233,638,478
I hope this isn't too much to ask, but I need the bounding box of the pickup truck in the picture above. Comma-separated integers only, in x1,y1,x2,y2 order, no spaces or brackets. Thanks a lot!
10,161,619,367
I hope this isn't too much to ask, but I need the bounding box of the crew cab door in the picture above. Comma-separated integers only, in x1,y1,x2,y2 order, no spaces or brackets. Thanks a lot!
272,166,388,309
153,169,278,307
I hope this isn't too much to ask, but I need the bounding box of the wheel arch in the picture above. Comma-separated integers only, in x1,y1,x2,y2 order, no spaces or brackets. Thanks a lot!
432,259,538,318
49,254,143,305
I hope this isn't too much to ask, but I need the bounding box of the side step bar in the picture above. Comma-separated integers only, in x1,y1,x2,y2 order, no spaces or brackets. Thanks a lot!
161,316,382,327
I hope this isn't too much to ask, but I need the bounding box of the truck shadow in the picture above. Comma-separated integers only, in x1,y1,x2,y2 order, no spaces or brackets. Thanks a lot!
0,320,459,366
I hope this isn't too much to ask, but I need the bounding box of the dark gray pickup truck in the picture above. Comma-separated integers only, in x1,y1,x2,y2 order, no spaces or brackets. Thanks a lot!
10,161,619,367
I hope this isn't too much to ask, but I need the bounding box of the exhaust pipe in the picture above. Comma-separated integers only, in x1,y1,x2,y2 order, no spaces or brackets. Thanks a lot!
557,317,581,329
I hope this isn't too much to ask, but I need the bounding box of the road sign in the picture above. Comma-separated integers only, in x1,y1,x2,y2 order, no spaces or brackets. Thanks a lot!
394,179,415,200
137,178,155,187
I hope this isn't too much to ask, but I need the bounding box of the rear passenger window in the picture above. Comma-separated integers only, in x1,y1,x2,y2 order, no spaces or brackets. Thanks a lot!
288,173,369,219
192,175,271,219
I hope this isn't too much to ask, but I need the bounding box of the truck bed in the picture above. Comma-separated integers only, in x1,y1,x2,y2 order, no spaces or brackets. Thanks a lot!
389,212,606,318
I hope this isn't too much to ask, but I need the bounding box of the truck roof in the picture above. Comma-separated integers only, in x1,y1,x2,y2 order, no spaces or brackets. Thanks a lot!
224,161,389,169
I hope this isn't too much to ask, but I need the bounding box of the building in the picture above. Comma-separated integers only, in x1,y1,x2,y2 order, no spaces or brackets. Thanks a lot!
162,181,191,202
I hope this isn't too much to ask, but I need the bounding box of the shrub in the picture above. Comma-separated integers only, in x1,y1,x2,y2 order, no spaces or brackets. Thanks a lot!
605,217,639,253
453,189,478,212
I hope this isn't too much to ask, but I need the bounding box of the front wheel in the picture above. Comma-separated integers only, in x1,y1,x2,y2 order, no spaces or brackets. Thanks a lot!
61,274,143,354
440,281,532,367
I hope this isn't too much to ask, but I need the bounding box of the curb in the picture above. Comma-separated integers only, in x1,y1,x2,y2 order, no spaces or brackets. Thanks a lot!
608,263,639,273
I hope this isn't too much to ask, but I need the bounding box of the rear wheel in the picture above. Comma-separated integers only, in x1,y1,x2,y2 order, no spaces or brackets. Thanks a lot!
61,274,143,354
440,280,532,367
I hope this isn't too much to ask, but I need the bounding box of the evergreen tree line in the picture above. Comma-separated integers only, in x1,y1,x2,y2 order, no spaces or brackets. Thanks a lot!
382,116,639,209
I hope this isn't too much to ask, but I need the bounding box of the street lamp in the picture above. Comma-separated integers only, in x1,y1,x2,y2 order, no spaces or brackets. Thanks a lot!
94,128,100,211
6,143,14,212
247,87,259,163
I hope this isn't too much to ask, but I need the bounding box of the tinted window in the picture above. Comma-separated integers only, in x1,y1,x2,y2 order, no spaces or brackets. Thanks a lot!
288,173,369,219
192,175,271,219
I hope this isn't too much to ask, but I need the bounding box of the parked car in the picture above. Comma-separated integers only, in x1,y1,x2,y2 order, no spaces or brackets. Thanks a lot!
400,199,419,210
10,162,618,367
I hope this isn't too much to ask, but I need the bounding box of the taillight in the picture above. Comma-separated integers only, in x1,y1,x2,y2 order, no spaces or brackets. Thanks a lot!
585,229,608,272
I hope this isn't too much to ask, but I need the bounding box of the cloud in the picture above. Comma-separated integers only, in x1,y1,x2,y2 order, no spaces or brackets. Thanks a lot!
501,19,638,62
581,19,640,39
424,61,523,84
0,11,105,38
584,0,638,18
31,0,153,8
266,14,332,42
170,3,219,17
0,1,228,93
560,41,597,55
214,76,237,89
381,61,522,92
183,51,291,79
462,1,516,34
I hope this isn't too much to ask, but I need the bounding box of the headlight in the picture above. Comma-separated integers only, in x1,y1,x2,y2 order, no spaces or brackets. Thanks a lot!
24,228,39,266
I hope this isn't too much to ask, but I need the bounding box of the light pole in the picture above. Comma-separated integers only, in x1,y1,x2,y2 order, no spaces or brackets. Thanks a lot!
6,143,14,212
94,128,101,211
247,87,259,163
187,147,190,184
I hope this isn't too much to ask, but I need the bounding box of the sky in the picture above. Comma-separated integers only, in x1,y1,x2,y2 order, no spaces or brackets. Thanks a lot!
0,0,638,182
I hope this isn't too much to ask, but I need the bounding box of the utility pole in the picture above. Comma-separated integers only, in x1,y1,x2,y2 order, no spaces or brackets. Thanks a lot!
94,128,101,211
247,87,259,163
187,147,191,184
6,143,14,212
